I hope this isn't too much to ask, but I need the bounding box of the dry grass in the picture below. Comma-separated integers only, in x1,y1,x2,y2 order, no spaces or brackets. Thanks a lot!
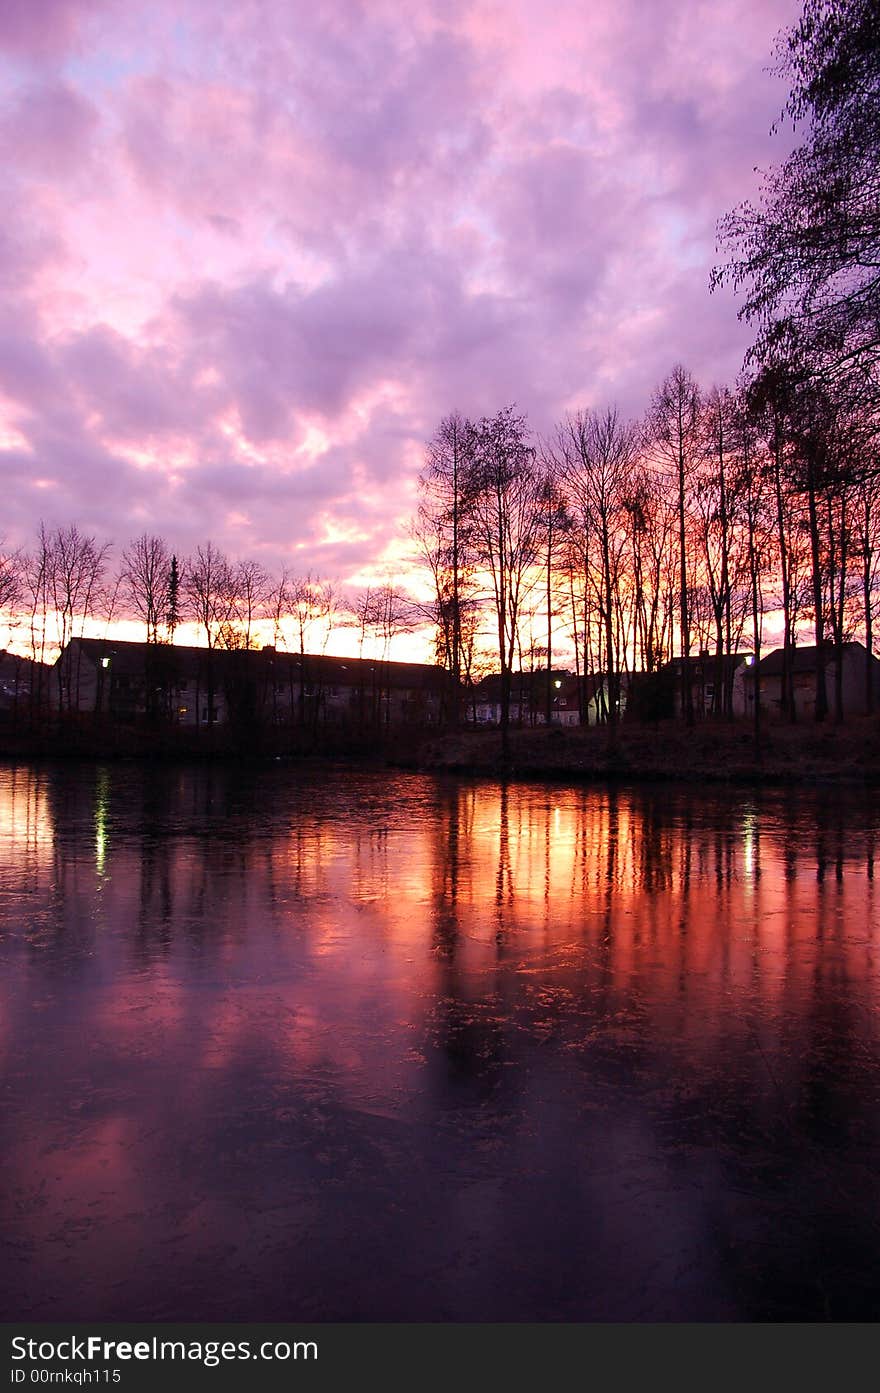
411,717,880,785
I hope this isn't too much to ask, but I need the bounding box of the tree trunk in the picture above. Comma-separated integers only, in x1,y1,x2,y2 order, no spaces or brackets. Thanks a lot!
806,465,828,722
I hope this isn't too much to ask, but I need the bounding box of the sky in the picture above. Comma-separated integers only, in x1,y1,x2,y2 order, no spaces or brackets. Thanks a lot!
0,0,803,607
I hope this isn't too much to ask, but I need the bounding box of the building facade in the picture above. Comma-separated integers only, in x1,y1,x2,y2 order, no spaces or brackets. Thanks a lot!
53,639,449,728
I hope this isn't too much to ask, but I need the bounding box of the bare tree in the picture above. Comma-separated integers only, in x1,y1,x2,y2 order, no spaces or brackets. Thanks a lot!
556,407,637,727
534,454,572,724
853,471,880,712
185,542,233,650
468,406,542,751
416,412,478,722
121,533,170,645
47,524,112,713
344,580,413,727
372,579,415,727
648,366,702,725
21,529,53,717
0,541,22,649
286,574,336,724
695,387,748,716
729,391,773,742
621,464,676,675
184,541,233,728
230,558,271,650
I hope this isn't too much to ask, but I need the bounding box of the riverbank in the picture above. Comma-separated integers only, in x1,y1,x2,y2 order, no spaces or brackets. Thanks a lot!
0,721,405,764
2,716,879,784
407,719,880,785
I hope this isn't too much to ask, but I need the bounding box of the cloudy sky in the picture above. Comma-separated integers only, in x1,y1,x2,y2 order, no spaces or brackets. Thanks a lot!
1,0,801,593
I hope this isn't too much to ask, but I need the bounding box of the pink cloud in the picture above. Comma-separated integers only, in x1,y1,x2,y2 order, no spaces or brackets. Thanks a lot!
0,80,99,175
0,0,804,591
0,0,113,62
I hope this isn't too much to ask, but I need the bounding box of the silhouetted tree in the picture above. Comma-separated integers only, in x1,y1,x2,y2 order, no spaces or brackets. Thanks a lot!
185,542,233,728
648,366,702,725
47,524,112,713
230,558,271,650
121,533,170,645
416,412,479,723
714,0,880,396
166,555,182,641
534,456,572,724
556,408,637,727
468,407,541,750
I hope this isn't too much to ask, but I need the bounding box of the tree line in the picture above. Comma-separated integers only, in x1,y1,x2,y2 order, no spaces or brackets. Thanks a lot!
414,372,879,738
0,526,423,721
1,361,877,733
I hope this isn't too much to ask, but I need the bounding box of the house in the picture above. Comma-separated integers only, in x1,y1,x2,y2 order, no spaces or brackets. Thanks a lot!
468,670,581,726
0,651,53,720
259,648,449,726
53,638,449,728
738,641,880,719
658,651,753,719
54,638,227,724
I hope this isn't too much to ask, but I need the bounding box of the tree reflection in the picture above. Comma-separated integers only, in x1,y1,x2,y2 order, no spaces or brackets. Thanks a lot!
2,765,880,1319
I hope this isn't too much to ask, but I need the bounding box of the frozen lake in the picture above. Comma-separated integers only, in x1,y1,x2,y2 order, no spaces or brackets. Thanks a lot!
2,761,879,1320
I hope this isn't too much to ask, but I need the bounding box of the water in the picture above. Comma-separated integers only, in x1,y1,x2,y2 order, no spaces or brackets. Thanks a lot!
1,760,879,1321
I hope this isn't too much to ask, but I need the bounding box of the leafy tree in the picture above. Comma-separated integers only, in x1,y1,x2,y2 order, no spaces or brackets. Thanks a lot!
166,555,181,641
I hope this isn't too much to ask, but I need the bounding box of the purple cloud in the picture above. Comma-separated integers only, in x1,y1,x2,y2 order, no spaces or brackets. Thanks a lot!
0,0,112,62
0,0,804,600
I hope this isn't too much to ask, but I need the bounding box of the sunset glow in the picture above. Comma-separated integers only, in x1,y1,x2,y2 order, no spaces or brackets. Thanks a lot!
1,0,800,592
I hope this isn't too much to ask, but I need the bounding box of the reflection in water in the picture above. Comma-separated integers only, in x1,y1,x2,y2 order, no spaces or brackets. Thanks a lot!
1,762,879,1320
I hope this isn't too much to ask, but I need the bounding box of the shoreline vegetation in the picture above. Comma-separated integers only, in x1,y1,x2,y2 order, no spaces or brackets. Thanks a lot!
2,718,879,787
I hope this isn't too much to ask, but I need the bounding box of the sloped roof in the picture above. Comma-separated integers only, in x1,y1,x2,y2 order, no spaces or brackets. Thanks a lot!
661,652,752,675
265,649,449,692
60,637,449,691
0,650,50,682
61,637,202,679
471,670,577,702
755,641,876,676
